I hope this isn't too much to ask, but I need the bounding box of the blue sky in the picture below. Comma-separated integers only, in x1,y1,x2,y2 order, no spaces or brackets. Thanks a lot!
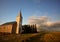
0,0,60,25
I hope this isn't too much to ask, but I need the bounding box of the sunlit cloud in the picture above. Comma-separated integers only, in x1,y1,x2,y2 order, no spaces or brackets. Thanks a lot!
28,16,60,32
46,22,53,26
28,16,49,25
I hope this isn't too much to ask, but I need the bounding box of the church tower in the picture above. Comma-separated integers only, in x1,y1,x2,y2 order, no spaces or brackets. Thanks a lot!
16,11,22,34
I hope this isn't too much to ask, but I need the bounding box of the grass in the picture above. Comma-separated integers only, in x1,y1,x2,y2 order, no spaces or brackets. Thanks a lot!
29,32,60,42
0,32,60,42
0,33,39,42
42,32,60,42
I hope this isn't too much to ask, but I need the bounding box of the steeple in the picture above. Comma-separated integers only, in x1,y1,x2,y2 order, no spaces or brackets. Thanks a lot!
16,10,22,34
17,10,22,18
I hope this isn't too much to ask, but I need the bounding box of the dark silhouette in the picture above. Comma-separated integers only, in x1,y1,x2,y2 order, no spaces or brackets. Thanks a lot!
22,24,37,33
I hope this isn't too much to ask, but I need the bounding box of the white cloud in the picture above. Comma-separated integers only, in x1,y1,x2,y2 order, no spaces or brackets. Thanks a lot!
28,16,49,31
28,16,49,25
28,16,60,32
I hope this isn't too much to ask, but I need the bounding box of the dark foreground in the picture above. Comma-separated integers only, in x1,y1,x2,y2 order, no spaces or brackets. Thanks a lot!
0,32,60,42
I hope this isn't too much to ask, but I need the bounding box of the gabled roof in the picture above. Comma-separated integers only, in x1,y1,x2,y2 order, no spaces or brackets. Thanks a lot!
1,21,17,26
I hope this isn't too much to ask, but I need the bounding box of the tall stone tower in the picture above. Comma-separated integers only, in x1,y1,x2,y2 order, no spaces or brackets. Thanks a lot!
16,11,22,34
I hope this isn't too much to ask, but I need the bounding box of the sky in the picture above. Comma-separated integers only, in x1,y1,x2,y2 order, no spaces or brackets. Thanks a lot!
0,0,60,25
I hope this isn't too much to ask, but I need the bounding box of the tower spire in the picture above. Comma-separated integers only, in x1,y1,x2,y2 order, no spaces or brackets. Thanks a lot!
18,10,22,18
16,10,22,34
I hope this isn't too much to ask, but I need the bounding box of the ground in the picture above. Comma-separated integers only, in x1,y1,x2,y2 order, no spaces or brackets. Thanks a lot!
0,32,60,42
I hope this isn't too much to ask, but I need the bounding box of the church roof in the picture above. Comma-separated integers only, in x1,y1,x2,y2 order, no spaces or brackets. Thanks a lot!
1,21,17,25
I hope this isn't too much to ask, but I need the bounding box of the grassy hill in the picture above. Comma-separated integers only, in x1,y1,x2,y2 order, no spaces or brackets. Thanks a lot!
0,32,60,42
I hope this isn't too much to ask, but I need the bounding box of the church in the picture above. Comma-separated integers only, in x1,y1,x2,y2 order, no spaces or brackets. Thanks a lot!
0,11,22,34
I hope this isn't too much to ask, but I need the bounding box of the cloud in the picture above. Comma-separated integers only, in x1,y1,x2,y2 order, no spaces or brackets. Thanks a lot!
47,21,60,31
41,21,60,32
46,22,53,26
46,21,60,27
28,16,60,32
28,16,49,25
28,16,49,31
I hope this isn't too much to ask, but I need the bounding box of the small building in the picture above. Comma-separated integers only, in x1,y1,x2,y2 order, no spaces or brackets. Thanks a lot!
0,11,23,34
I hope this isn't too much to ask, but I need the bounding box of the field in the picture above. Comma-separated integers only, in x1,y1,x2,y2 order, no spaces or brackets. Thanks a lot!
0,33,40,42
30,32,60,42
0,32,60,42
